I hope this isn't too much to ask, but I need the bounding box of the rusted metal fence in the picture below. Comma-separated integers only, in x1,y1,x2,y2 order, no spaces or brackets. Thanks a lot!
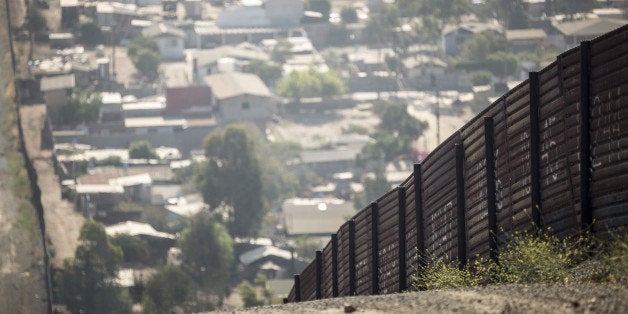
284,25,628,303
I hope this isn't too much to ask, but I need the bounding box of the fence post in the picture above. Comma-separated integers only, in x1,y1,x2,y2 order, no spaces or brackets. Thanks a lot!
413,163,425,267
529,71,542,230
484,117,499,263
315,250,322,299
397,187,407,292
294,274,301,302
579,40,592,231
370,202,379,295
283,298,288,304
331,233,339,297
455,142,467,267
348,220,356,295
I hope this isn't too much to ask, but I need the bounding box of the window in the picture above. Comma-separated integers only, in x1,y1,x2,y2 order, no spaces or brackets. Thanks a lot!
241,101,250,110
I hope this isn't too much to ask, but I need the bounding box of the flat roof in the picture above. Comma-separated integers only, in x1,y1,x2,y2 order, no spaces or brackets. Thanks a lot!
122,101,165,111
124,117,187,128
283,198,356,235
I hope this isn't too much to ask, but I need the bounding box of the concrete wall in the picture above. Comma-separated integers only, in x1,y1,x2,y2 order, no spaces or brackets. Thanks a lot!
218,94,276,122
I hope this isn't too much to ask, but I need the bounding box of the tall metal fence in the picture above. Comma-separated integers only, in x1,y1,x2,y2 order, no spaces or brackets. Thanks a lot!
284,24,628,303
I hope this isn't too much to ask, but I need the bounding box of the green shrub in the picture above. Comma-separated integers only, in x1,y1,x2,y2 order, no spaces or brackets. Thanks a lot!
413,230,599,290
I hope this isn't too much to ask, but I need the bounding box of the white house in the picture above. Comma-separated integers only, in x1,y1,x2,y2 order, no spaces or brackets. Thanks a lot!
142,23,186,60
187,43,270,83
217,0,304,28
204,72,277,123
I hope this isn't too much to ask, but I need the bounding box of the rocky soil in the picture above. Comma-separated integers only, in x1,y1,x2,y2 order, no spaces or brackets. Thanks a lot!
218,283,627,314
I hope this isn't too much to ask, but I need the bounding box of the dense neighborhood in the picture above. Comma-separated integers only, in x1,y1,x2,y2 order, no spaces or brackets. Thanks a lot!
6,0,627,312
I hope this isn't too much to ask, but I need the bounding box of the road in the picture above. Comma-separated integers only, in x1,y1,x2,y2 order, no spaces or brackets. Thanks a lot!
20,104,84,269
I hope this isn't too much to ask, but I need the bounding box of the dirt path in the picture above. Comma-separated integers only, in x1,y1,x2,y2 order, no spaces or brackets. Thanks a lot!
220,283,627,313
20,104,84,268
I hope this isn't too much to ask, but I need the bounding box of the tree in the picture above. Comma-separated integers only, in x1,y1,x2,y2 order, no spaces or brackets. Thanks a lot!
128,36,159,58
340,7,358,23
56,221,130,314
486,0,529,29
354,168,391,210
270,40,293,64
179,211,234,294
460,30,507,63
133,49,161,81
24,6,47,38
294,235,320,260
111,233,150,265
195,125,266,237
128,140,158,159
237,280,264,308
276,69,345,99
79,22,104,47
306,0,331,21
242,60,282,87
56,89,102,126
470,71,493,86
142,266,193,313
358,101,428,164
127,36,161,81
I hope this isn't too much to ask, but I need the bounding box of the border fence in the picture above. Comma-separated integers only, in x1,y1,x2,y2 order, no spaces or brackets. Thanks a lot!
284,24,628,303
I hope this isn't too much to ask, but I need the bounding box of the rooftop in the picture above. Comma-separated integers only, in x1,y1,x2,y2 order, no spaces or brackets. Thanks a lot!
283,198,356,235
40,74,75,91
505,28,547,41
142,23,186,38
106,221,175,239
204,72,272,100
553,18,628,37
239,245,292,266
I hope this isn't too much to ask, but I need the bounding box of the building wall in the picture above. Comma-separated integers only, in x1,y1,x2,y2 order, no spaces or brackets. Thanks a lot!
157,36,185,60
217,94,276,123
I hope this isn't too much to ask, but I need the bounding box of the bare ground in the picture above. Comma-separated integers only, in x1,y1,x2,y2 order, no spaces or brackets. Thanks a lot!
19,104,84,269
220,283,627,314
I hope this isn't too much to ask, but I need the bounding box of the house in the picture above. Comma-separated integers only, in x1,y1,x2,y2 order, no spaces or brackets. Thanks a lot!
99,92,123,123
505,28,548,51
187,43,270,82
204,72,277,123
217,0,304,29
238,245,295,279
122,101,165,118
165,86,213,116
551,17,628,49
95,2,137,28
164,193,209,218
442,21,503,56
106,221,176,264
192,21,301,48
282,198,357,236
40,74,75,123
402,54,448,79
76,167,154,207
142,23,186,60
